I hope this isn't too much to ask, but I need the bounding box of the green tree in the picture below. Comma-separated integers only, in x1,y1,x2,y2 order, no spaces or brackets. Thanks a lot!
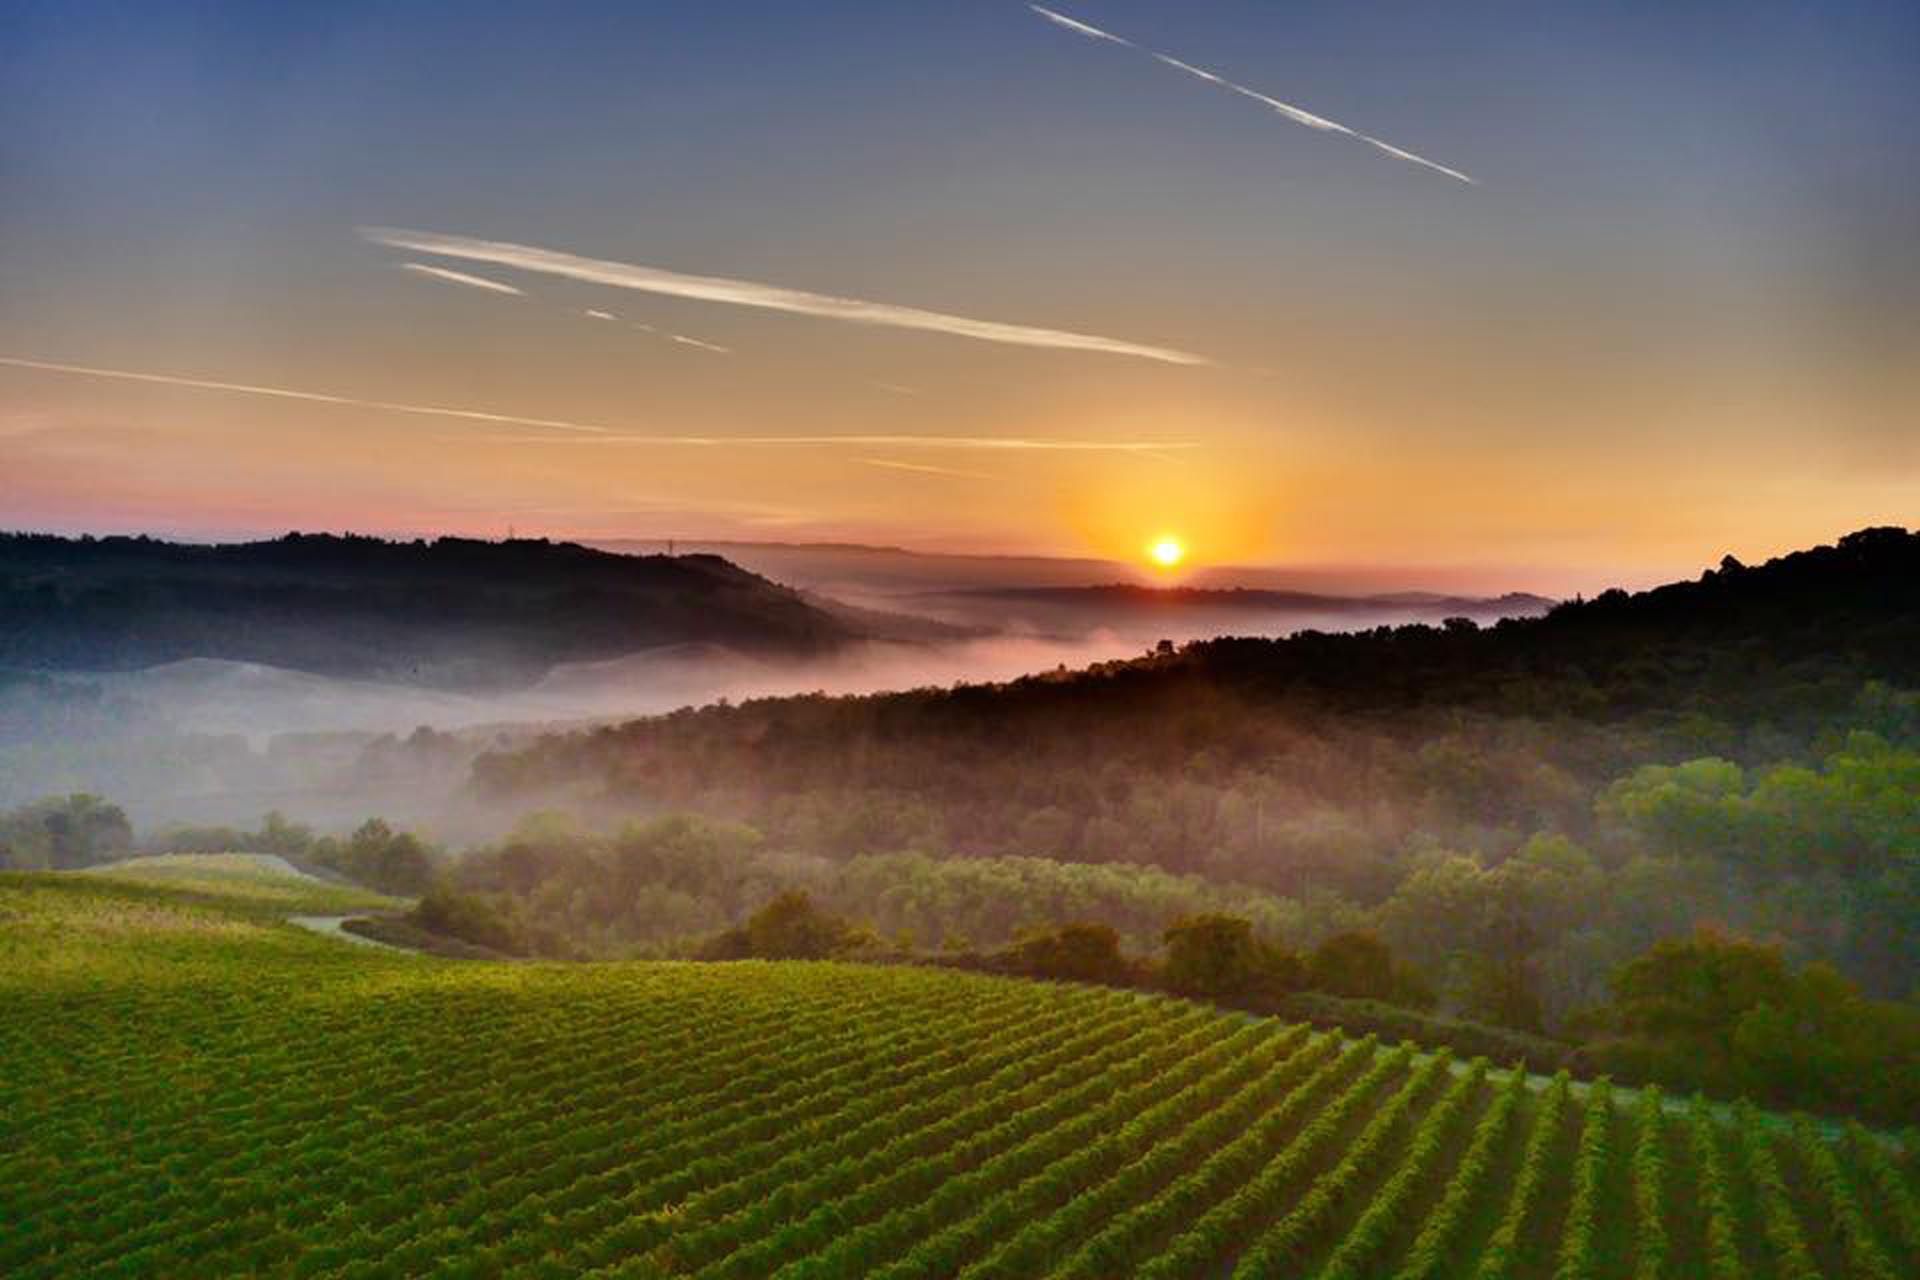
741,891,852,960
1007,922,1133,985
1162,914,1299,999
1307,930,1434,1009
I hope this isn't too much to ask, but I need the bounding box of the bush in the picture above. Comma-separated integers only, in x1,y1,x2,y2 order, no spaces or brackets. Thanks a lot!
703,891,858,961
1307,930,1435,1010
1161,914,1302,999
1004,922,1138,985
411,884,524,955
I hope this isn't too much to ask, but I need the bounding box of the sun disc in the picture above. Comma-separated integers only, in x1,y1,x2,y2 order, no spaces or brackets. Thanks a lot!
1148,536,1186,568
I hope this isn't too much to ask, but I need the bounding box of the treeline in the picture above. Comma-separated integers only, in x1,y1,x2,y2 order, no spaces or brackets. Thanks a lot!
145,812,441,896
0,530,853,687
450,699,1920,1015
664,891,1920,1124
392,811,1369,959
0,793,131,869
467,529,1920,1018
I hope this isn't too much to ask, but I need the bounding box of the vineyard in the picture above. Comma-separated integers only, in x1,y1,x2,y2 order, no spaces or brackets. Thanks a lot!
2,862,1915,1279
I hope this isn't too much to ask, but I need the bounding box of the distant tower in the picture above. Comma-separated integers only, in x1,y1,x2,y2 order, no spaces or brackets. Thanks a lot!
668,538,676,556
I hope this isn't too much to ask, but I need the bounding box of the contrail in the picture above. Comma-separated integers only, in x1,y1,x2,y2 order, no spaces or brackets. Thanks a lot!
454,433,1198,452
360,226,1210,366
855,456,997,480
0,354,611,434
1028,5,1475,185
668,333,732,354
0,354,1196,452
587,308,729,352
399,262,524,295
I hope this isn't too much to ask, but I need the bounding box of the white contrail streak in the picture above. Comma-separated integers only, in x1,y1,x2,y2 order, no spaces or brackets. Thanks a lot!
456,433,1198,452
587,307,728,353
1030,4,1127,44
359,226,1209,365
1028,5,1476,185
0,354,611,434
855,456,997,480
0,354,1196,452
399,262,524,295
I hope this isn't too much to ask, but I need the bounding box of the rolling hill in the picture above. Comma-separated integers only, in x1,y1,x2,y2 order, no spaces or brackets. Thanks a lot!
0,532,865,689
2,859,1911,1278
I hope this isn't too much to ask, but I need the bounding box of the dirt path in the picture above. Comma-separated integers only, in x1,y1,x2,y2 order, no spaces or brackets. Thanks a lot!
286,914,405,951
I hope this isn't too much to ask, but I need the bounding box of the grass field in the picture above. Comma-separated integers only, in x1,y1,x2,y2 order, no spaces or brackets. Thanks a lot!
2,859,1914,1278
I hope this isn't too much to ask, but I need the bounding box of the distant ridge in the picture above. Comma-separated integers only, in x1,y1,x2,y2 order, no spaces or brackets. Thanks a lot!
0,531,860,689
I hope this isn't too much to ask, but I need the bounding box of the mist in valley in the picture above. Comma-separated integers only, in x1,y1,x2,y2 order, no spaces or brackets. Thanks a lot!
0,539,1554,838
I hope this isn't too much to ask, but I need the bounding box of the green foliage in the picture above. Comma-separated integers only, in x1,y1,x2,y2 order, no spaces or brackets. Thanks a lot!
4,870,1910,1278
1160,913,1300,998
1308,929,1436,1009
702,891,861,961
307,818,440,895
411,882,524,955
1003,921,1137,985
1278,991,1569,1074
0,792,130,869
1578,928,1920,1125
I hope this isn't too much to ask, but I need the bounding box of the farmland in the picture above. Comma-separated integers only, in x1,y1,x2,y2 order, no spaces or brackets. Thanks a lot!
2,861,1914,1278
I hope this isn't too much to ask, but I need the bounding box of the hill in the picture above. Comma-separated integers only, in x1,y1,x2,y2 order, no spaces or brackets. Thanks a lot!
908,583,1553,642
0,532,864,689
4,863,1912,1278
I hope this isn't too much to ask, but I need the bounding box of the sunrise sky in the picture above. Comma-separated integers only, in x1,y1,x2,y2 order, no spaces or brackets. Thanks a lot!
2,1,1915,592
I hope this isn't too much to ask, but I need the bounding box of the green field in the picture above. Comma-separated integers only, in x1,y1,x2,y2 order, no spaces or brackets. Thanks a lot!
2,861,1913,1278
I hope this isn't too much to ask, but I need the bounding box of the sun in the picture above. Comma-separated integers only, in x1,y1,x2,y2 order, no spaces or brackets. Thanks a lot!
1147,536,1186,569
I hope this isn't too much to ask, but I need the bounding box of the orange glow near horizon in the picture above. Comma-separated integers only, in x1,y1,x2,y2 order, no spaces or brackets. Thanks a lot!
1147,535,1186,569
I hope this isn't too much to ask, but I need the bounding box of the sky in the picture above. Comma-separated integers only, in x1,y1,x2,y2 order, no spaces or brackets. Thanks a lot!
1,0,1915,593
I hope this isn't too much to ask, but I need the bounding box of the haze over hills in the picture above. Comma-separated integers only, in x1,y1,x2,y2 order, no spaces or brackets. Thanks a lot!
906,583,1554,645
596,538,1571,600
0,529,1549,824
597,538,1556,644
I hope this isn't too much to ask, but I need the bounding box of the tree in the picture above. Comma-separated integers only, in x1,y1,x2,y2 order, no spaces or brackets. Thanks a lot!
1162,914,1299,999
740,891,852,960
1007,922,1133,985
1307,930,1434,1009
412,884,523,955
1,794,132,870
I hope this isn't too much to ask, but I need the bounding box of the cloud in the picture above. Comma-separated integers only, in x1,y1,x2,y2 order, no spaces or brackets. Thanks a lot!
588,307,728,353
399,262,524,295
0,354,613,435
0,354,1197,452
459,433,1196,452
855,456,996,480
1028,5,1476,185
359,227,1209,366
1029,4,1128,44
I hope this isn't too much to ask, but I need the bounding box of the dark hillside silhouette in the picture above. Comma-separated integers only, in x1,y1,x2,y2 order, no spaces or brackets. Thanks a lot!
0,532,860,688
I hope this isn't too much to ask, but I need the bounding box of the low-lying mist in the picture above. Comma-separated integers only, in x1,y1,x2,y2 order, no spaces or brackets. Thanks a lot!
0,632,1153,834
1,532,1558,838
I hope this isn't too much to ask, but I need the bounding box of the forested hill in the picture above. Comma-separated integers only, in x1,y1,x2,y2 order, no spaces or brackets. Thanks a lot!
471,525,1917,896
1185,524,1920,720
0,532,859,688
479,525,1919,782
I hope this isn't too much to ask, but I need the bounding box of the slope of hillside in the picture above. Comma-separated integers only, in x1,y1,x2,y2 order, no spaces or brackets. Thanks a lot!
0,532,861,688
2,866,1910,1278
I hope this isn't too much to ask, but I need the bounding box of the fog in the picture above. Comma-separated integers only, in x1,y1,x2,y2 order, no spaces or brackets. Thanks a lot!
0,564,1550,839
